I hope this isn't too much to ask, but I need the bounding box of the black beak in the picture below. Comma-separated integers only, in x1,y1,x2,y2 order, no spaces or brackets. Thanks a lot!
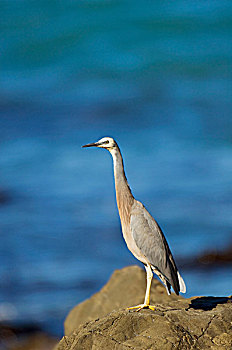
82,142,98,148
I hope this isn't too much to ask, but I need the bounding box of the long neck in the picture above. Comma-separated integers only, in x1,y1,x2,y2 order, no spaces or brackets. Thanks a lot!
110,145,134,228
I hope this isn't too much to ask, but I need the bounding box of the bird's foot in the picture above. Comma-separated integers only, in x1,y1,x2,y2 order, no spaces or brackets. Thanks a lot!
127,304,155,312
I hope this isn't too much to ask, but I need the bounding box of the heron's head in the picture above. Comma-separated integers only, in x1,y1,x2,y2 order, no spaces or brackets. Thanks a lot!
82,137,117,151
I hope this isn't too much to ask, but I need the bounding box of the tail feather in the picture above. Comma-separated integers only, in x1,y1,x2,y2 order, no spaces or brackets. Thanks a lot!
177,271,186,293
151,265,186,295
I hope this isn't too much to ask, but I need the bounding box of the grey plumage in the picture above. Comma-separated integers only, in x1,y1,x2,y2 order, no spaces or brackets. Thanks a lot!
82,137,186,310
130,200,180,295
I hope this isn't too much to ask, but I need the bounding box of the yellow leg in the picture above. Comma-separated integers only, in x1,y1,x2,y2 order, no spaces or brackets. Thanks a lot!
127,265,156,311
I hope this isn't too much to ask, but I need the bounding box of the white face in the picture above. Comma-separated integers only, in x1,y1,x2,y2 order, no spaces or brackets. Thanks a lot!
95,137,116,149
82,136,117,152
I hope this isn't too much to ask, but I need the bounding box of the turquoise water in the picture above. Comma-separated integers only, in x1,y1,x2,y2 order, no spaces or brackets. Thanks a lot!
0,0,232,335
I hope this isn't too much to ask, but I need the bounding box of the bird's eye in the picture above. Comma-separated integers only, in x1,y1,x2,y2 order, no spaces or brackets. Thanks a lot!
104,140,109,144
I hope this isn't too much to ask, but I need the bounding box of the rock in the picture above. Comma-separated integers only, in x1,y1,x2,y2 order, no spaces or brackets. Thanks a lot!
8,333,58,350
197,245,232,266
179,243,232,270
56,266,232,350
64,265,180,337
0,323,58,350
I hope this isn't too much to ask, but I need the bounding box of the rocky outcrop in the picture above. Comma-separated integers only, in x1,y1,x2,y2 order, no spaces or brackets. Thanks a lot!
56,266,232,349
179,244,232,270
0,323,57,350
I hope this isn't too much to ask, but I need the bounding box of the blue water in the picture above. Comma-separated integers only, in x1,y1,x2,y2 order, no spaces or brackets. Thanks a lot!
0,0,232,336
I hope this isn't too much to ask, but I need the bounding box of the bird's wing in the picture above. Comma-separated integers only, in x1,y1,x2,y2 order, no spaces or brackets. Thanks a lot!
130,200,180,294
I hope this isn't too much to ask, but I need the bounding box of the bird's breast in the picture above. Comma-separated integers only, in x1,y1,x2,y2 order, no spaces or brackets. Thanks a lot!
117,200,147,265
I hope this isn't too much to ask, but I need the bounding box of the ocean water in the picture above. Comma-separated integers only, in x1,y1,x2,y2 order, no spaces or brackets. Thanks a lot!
0,0,232,336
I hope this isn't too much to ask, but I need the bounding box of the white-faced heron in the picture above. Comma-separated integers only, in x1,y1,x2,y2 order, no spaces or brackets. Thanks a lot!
82,137,186,310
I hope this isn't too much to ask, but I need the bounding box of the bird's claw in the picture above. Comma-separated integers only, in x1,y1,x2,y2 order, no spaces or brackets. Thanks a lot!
127,304,155,312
